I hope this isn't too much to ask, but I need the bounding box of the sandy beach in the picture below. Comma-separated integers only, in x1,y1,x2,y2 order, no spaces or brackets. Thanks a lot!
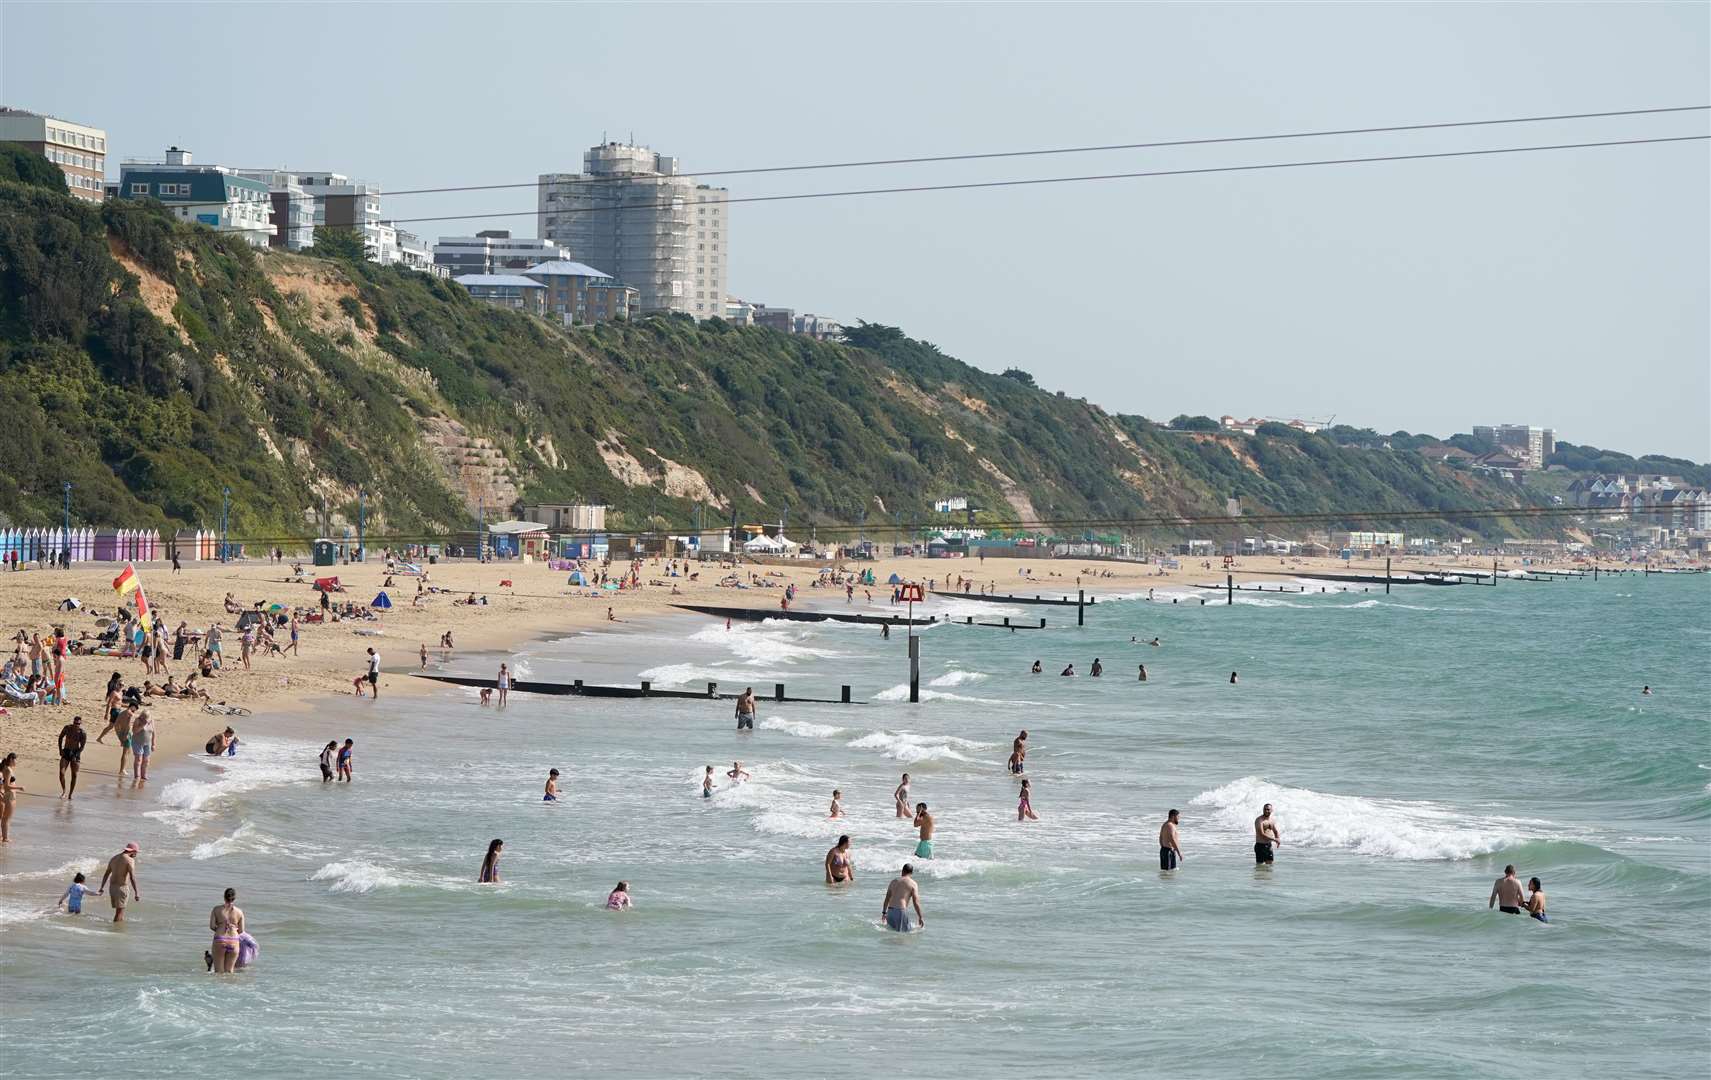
0,548,1598,795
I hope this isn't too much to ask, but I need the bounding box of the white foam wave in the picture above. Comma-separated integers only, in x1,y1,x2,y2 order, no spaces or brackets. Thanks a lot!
310,859,413,894
637,662,734,687
0,856,101,883
1189,776,1545,860
0,897,55,931
871,683,1014,706
928,670,989,688
751,809,843,839
844,730,992,764
190,821,290,861
759,717,843,739
689,623,842,665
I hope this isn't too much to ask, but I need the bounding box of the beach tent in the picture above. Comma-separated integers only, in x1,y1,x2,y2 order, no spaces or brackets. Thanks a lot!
371,591,393,610
568,571,589,586
744,534,784,553
313,576,342,593
887,573,903,584
236,610,263,630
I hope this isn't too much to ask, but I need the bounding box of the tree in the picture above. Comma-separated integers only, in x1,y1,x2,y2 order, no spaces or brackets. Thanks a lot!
1000,367,1036,387
1169,415,1220,432
0,143,67,193
308,226,367,263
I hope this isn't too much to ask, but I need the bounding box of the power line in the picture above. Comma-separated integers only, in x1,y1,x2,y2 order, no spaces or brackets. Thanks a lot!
201,133,1708,236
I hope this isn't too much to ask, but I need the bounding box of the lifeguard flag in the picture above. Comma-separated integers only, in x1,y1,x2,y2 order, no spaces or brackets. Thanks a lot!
113,565,139,595
113,563,153,633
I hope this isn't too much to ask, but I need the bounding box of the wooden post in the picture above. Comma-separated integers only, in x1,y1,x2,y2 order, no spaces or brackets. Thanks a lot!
841,685,851,703
966,616,973,625
574,679,583,694
641,680,651,696
1038,617,1045,628
774,682,784,702
1227,574,1233,605
908,635,920,704
707,681,717,698
1078,589,1086,626
1003,616,1010,627
1385,557,1391,595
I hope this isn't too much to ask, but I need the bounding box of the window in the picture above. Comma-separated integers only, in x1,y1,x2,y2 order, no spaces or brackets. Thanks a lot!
131,182,149,195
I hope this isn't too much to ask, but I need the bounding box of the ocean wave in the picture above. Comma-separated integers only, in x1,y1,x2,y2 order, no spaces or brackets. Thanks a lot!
759,717,843,739
189,821,297,861
309,858,438,894
844,730,992,764
1190,776,1548,860
689,623,842,665
870,683,1017,707
927,670,989,688
152,737,319,832
751,808,844,840
636,662,747,688
0,856,101,883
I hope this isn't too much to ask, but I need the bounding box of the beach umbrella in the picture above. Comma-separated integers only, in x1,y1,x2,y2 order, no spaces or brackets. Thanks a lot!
371,591,393,609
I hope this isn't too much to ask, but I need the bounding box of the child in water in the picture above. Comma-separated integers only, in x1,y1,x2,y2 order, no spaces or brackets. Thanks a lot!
606,881,632,910
57,871,100,914
1017,779,1039,822
544,768,560,802
702,765,714,799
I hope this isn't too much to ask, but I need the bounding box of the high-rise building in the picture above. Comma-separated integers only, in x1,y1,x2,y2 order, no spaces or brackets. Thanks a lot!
537,142,728,318
0,107,108,202
118,148,271,248
1471,424,1557,469
433,230,571,278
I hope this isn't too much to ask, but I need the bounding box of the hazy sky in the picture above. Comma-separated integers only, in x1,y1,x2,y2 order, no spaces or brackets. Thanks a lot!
5,2,1707,460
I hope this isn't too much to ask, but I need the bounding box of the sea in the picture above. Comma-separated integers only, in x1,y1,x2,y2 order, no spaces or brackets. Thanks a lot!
1,572,1705,1079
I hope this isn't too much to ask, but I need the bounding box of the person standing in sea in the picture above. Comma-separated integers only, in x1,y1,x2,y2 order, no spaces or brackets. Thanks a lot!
1159,809,1183,870
0,752,21,843
1009,731,1028,774
1253,804,1281,864
478,839,503,883
58,714,86,799
825,835,855,885
1489,865,1526,914
893,773,912,818
365,648,381,699
209,888,245,974
913,803,935,859
496,662,510,708
99,843,141,923
734,687,756,731
881,865,924,932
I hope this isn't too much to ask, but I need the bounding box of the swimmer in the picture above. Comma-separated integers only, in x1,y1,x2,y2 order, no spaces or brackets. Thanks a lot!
727,761,750,782
1526,877,1548,923
544,768,560,801
1253,803,1280,864
1008,730,1028,774
319,741,336,782
702,765,714,798
894,773,911,818
209,887,245,974
1230,671,1239,684
1137,664,1148,682
1030,660,1042,674
1060,663,1076,677
881,865,924,932
1489,864,1525,914
336,739,353,782
1159,809,1183,869
825,835,855,885
913,803,935,859
1090,658,1103,677
829,789,845,819
1641,685,1652,695
478,839,503,884
605,881,632,910
1017,779,1038,821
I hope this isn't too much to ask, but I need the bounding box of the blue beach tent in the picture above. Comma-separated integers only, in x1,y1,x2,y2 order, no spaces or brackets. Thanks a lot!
371,591,393,609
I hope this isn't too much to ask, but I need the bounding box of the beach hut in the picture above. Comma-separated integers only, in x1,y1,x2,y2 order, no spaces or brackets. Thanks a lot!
371,591,393,610
94,528,119,562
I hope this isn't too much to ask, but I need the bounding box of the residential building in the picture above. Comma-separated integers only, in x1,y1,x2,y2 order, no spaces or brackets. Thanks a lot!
724,298,757,326
0,107,107,202
753,305,795,334
537,142,729,318
394,228,440,275
519,503,608,532
521,260,638,324
233,167,411,265
1334,531,1404,551
233,168,316,250
118,148,271,247
1472,424,1556,469
794,313,844,341
433,230,571,278
454,273,546,314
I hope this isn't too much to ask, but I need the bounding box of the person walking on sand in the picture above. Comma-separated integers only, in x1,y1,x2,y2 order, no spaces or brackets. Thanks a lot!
209,888,245,974
365,648,380,699
337,739,353,782
284,614,300,657
0,753,21,843
734,687,756,731
881,865,924,932
1254,803,1281,864
496,662,510,708
913,803,935,859
99,843,141,923
894,773,912,818
97,703,135,779
478,839,503,884
319,741,337,783
1008,730,1028,774
58,714,87,800
419,643,427,670
825,835,855,885
1159,809,1183,870
1489,865,1527,915
1017,779,1038,821
543,768,561,802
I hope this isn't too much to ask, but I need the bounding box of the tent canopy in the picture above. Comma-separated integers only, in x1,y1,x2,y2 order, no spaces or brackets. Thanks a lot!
887,573,903,584
568,571,588,586
371,591,393,609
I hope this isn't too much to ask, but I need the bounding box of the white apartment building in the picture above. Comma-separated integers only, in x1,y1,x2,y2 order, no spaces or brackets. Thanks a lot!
118,148,271,248
233,168,316,251
537,142,728,318
433,230,572,277
0,107,107,201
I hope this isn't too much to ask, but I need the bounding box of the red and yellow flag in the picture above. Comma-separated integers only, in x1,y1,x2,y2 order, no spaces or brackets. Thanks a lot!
113,563,153,632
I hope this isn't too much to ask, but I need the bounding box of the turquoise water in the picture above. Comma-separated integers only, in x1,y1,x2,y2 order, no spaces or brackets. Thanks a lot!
2,575,1706,1078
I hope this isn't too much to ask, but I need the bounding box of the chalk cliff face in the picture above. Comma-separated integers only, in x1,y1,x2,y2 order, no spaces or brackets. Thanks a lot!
0,176,1532,542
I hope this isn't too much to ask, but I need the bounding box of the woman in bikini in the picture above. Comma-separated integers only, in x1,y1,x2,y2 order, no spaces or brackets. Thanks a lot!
825,835,855,885
209,887,245,974
0,753,21,842
1017,778,1039,822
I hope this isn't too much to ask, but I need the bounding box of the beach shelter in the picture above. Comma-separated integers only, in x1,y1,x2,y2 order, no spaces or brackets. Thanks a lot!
886,572,903,585
236,610,263,630
313,576,342,593
371,591,393,610
568,570,588,586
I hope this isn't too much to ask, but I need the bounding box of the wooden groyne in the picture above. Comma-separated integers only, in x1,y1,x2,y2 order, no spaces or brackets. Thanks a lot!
929,589,1095,607
671,603,934,626
411,673,862,705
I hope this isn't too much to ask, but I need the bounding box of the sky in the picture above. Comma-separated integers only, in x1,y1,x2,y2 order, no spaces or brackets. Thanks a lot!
4,2,1707,461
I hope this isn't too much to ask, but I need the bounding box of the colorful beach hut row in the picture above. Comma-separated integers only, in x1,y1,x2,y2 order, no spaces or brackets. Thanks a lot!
0,527,170,564
172,529,236,561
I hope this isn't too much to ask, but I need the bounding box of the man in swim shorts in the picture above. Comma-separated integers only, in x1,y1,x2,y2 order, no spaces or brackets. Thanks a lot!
881,865,924,932
1489,864,1527,914
1159,808,1183,870
825,835,855,885
57,715,86,800
1253,803,1281,864
365,648,380,699
99,843,140,924
913,802,935,859
735,688,756,730
1009,730,1028,774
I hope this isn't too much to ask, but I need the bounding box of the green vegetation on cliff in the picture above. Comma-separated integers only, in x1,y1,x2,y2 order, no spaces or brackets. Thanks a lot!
0,181,1576,541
